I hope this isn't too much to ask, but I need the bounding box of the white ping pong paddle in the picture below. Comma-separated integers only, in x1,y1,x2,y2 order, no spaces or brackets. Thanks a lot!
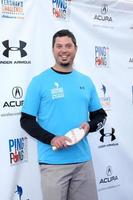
52,128,85,150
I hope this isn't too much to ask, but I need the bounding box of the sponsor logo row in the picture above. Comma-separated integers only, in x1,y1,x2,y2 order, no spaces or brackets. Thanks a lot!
12,165,120,200
7,164,120,200
7,133,119,193
0,41,133,69
1,87,118,163
1,84,133,117
0,0,118,22
1,0,72,20
9,136,120,194
0,0,133,29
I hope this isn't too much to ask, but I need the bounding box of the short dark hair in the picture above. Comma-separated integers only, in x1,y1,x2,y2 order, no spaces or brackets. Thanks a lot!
52,29,77,48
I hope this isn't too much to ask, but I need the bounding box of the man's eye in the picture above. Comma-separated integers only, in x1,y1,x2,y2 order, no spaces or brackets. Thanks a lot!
66,44,72,48
56,45,62,48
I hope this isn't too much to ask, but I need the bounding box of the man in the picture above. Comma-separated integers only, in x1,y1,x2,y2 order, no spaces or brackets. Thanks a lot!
20,29,107,200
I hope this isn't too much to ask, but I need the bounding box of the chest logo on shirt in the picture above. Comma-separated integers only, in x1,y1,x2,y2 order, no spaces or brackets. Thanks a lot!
80,86,85,90
51,82,64,99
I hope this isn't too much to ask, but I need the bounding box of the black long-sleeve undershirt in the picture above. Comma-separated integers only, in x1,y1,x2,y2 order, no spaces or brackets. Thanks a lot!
20,113,56,145
20,108,107,145
88,108,107,132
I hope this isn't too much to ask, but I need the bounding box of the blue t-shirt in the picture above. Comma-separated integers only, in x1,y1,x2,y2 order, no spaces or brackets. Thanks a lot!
22,68,102,164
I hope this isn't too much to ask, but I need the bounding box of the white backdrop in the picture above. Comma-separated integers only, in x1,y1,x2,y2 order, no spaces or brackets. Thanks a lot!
0,0,133,200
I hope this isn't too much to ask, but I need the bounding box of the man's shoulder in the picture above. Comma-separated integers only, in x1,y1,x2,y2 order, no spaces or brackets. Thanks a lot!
33,68,52,80
74,70,92,82
36,68,51,77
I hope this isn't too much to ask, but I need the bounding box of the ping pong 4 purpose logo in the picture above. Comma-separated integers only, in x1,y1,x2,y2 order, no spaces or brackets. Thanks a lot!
95,46,109,68
52,0,72,20
9,137,28,165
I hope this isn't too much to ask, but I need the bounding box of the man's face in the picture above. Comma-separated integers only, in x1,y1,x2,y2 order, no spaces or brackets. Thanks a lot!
53,36,77,68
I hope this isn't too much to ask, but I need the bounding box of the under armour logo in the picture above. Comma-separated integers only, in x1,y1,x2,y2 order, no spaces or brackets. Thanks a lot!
99,128,116,142
80,86,85,90
2,40,27,57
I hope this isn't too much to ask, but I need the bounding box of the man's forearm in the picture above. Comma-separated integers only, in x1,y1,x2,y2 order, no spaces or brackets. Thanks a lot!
20,112,56,145
88,108,107,132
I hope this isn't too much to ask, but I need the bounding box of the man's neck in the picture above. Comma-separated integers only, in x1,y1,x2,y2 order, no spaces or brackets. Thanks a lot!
53,64,73,73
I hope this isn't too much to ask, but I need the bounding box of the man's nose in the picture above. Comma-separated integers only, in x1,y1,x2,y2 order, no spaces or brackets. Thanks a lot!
61,46,68,51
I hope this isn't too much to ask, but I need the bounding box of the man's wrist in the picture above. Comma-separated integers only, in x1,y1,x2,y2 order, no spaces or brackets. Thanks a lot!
50,136,57,146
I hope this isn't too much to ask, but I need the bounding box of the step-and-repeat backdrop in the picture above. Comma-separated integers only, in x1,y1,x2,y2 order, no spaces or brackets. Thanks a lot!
0,0,133,199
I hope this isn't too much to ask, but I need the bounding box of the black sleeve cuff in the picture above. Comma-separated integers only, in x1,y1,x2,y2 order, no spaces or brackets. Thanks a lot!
88,108,107,132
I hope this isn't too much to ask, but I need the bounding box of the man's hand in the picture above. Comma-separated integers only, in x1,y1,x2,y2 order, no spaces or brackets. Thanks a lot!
51,136,72,150
80,122,90,135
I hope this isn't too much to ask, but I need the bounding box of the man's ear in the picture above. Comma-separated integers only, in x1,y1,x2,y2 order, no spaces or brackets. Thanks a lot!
75,45,78,52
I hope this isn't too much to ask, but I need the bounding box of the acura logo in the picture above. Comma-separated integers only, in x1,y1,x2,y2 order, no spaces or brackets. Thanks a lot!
12,87,23,99
106,166,112,176
2,40,27,57
101,4,108,15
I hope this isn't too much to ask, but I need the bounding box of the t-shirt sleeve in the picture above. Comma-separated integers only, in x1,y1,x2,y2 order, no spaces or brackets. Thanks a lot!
22,77,41,116
88,81,102,112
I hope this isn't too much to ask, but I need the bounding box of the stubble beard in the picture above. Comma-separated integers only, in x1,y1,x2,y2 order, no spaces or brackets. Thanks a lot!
60,62,70,67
